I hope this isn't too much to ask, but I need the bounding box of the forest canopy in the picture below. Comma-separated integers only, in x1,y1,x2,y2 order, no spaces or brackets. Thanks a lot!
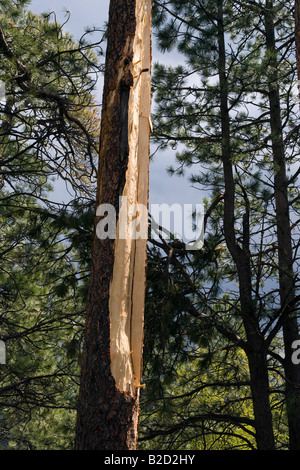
0,0,103,449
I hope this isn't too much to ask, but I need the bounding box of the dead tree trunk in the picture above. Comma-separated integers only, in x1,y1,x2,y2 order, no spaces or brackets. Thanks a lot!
75,0,152,450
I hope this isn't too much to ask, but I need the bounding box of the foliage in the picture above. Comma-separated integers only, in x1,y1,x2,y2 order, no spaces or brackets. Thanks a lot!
139,0,300,450
1,0,300,451
0,0,102,449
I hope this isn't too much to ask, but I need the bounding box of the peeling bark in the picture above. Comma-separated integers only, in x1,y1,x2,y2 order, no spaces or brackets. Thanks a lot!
75,0,152,450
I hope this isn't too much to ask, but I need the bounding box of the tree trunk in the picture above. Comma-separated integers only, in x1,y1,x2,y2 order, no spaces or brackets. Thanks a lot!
265,1,300,450
75,0,152,450
217,0,275,450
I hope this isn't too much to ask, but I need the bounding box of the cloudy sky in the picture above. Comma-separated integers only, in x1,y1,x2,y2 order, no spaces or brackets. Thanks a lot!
28,0,202,209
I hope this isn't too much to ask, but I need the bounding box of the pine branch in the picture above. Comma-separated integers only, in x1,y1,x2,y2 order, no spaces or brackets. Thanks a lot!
139,412,255,442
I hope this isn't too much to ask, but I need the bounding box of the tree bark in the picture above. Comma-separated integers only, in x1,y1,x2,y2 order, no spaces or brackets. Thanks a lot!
75,0,152,450
265,0,300,450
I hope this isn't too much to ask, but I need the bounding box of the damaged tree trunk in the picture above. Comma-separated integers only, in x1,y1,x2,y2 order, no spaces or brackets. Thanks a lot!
75,0,152,450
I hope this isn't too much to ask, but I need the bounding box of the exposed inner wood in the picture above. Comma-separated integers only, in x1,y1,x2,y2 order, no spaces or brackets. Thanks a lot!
109,0,152,394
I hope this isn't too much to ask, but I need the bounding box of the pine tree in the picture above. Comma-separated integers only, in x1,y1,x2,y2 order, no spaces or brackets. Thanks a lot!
75,0,152,450
0,1,102,449
264,0,300,449
141,0,300,450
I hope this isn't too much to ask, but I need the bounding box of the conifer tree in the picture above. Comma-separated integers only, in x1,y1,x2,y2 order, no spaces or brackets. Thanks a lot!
75,0,152,450
0,1,102,449
141,0,300,450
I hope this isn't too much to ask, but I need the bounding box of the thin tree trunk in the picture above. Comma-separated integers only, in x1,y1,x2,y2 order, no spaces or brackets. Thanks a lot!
265,0,300,450
217,0,275,450
75,0,152,450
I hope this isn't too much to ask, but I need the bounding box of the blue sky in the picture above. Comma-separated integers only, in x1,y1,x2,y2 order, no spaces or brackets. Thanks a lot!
29,0,110,40
28,0,202,209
